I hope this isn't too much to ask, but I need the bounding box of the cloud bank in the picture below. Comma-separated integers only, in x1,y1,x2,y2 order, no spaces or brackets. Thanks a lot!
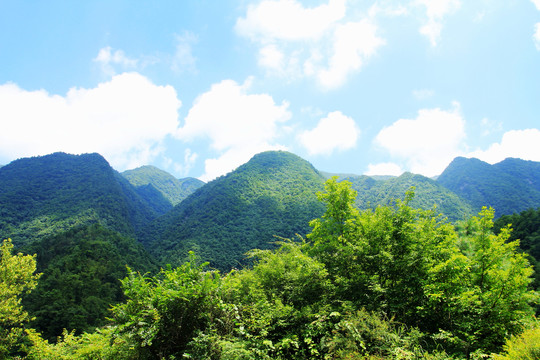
0,73,181,170
236,0,385,90
176,78,291,181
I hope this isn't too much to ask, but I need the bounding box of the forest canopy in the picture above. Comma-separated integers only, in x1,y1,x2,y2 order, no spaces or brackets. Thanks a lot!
1,178,539,359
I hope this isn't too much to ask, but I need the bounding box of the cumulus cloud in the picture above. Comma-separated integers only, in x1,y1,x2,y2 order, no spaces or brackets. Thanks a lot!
414,0,461,46
0,73,181,170
315,20,385,89
236,0,346,42
365,162,404,176
299,111,359,156
236,0,384,90
374,103,465,176
532,0,540,11
467,129,540,164
176,78,291,181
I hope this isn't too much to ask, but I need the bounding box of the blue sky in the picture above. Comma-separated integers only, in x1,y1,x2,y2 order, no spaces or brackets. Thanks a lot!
1,0,539,181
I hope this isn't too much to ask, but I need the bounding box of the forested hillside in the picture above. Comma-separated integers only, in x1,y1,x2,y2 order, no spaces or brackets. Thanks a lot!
0,153,159,247
21,224,158,341
2,178,538,359
143,151,327,270
341,172,473,221
437,157,540,217
495,207,540,292
122,165,204,212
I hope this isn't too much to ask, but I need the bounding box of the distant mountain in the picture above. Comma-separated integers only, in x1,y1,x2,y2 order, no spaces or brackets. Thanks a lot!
344,172,474,222
144,151,326,270
0,152,158,247
122,165,204,212
437,157,540,217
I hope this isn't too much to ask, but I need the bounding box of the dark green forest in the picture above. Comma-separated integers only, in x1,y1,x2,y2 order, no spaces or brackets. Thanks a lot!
1,151,540,359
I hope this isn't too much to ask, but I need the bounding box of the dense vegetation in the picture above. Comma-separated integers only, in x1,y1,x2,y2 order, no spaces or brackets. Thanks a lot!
1,151,540,359
122,165,204,211
340,172,473,222
2,178,539,359
144,151,327,270
438,157,540,217
21,224,158,341
494,207,540,292
0,153,159,247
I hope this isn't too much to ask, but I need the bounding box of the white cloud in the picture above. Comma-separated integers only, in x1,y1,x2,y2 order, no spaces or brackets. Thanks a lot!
299,111,359,155
94,47,139,76
258,44,286,73
316,20,386,89
236,0,385,90
532,0,540,11
414,0,461,46
0,73,181,170
235,0,346,42
534,23,540,50
365,162,404,176
467,129,540,164
176,78,291,181
374,103,465,176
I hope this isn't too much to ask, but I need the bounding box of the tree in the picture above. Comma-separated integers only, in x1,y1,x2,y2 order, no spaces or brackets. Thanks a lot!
0,239,40,358
111,253,223,359
306,178,538,355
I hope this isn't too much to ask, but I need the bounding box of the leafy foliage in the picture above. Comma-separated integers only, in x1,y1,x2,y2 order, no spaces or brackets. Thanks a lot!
0,239,40,358
21,224,158,341
111,253,223,359
494,207,540,291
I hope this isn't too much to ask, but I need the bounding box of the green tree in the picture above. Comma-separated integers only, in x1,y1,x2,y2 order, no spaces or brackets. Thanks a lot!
111,253,223,359
306,178,538,355
0,239,40,358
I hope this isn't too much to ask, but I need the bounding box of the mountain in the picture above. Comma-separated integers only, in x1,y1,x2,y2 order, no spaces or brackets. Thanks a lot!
0,152,159,247
22,223,158,340
437,157,540,217
122,165,204,212
344,172,474,222
143,151,327,270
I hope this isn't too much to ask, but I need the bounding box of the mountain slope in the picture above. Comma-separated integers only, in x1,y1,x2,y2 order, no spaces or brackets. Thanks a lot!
22,223,158,340
437,157,540,217
0,152,158,247
144,151,326,270
122,165,204,212
344,172,474,222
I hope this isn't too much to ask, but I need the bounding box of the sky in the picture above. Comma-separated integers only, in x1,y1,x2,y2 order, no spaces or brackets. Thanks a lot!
1,0,539,182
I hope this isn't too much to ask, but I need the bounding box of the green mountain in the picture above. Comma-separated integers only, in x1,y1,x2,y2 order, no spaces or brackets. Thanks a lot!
22,223,158,340
0,152,158,247
343,172,474,222
144,151,326,270
437,157,540,217
122,165,204,212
